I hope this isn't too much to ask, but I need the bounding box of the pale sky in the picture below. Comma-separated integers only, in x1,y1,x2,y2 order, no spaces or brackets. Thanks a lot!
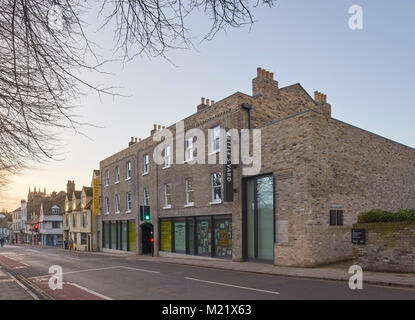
1,0,414,211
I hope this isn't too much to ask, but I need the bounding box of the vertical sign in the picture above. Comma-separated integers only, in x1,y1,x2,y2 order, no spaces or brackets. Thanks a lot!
92,177,100,215
224,132,233,202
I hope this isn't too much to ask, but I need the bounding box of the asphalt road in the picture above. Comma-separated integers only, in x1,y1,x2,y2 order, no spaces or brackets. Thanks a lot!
0,244,414,300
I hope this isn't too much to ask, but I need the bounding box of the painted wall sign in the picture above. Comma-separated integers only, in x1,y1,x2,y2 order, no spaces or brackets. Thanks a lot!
224,132,233,202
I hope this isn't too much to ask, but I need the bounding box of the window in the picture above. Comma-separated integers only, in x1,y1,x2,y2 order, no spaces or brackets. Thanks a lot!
143,188,149,206
211,126,220,153
185,138,193,162
105,197,110,214
126,161,131,180
82,213,87,228
211,173,222,202
51,206,60,215
65,215,68,227
72,214,76,227
81,233,87,245
52,221,60,229
105,170,109,186
126,192,132,212
115,194,120,213
164,184,172,208
115,166,120,183
185,178,194,206
143,154,149,174
330,210,344,226
164,146,171,168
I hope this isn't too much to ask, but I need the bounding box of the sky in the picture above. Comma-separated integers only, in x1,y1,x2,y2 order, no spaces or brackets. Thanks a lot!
1,0,414,211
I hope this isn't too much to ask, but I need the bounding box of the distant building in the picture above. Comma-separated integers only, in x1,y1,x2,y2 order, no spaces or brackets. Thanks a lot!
11,207,22,243
39,191,66,246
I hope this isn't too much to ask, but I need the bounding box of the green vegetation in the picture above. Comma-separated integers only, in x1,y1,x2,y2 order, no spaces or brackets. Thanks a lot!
358,209,415,223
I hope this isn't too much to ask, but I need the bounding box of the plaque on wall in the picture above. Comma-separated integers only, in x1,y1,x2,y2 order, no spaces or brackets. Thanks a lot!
351,229,366,245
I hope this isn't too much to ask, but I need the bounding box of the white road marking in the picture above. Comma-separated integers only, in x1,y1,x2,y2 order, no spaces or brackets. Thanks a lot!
185,277,280,295
118,266,161,274
67,282,113,300
29,265,160,279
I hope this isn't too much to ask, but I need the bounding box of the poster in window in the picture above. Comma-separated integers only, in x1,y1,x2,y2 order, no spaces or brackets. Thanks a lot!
161,221,172,252
174,222,186,252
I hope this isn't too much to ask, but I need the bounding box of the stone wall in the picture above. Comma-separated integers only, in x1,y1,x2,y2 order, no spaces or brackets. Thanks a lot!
353,221,415,273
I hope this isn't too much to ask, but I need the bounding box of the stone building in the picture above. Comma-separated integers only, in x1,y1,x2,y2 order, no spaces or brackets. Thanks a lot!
99,67,415,267
39,191,66,246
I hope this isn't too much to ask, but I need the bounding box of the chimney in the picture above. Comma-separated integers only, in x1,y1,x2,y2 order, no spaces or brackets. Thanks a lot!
67,180,75,196
128,136,138,147
151,124,164,135
197,97,210,112
252,67,279,97
314,91,331,117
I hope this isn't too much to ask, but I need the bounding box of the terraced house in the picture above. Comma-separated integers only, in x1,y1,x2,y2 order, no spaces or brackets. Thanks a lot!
99,67,415,267
63,171,100,251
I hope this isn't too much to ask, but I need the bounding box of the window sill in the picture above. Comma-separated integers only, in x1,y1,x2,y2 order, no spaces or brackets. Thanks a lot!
126,210,132,214
208,150,220,156
125,177,131,181
104,184,109,188
142,172,149,176
115,211,120,214
209,200,222,205
163,205,171,210
184,203,194,208
114,181,120,185
162,165,171,170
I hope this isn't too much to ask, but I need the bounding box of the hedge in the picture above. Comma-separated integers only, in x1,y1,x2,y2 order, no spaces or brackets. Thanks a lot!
358,209,415,223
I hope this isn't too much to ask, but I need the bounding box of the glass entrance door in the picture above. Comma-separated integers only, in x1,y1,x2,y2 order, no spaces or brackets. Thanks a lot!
245,175,274,261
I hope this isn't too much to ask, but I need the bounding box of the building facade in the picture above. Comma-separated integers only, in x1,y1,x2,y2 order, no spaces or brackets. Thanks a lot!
63,172,100,251
12,207,22,243
99,67,415,267
39,191,65,246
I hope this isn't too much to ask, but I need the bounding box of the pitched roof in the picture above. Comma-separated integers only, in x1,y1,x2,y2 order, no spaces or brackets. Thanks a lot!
41,191,66,215
83,187,93,197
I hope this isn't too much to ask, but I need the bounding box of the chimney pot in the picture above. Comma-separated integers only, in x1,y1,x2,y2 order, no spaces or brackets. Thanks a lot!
201,97,205,105
158,125,161,130
206,99,210,105
257,67,262,78
270,72,274,80
153,124,157,129
211,100,215,105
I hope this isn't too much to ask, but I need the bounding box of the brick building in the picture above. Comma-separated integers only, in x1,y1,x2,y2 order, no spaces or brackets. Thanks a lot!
99,67,415,267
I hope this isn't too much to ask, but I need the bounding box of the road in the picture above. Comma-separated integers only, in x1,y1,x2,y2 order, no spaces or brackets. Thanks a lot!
0,244,414,300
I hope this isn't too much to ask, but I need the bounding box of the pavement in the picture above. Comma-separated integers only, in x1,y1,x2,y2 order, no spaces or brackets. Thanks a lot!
0,244,414,300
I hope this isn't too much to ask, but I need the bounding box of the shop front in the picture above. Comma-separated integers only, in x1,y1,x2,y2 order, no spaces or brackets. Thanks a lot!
102,220,136,252
159,215,232,259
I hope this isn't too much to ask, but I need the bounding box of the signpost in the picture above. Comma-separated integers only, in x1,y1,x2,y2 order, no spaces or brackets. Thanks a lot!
351,229,366,244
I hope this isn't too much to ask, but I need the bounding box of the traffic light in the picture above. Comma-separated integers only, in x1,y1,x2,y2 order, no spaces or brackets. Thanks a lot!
33,224,39,232
140,206,151,221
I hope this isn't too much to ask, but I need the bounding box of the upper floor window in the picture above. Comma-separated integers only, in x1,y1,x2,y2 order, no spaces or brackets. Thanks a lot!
52,221,60,229
164,184,172,208
105,170,109,186
211,126,221,153
143,188,150,206
51,206,60,215
82,213,87,228
143,155,149,174
185,178,194,206
164,146,171,168
115,166,120,183
211,172,222,202
72,214,76,227
115,194,121,213
126,192,132,212
185,138,194,162
105,197,110,214
126,161,131,180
